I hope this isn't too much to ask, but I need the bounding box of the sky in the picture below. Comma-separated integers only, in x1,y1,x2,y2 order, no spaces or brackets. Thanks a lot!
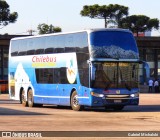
1,0,160,36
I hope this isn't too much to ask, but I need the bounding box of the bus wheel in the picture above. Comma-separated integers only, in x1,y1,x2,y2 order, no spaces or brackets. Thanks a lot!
71,91,83,111
21,89,28,107
27,89,35,107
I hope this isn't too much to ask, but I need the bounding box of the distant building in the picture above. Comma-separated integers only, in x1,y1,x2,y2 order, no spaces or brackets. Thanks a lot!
134,31,151,37
137,36,160,84
0,35,29,80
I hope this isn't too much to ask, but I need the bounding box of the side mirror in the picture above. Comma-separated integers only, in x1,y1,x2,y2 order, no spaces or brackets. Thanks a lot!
91,65,96,80
140,61,150,78
132,65,136,78
144,62,150,78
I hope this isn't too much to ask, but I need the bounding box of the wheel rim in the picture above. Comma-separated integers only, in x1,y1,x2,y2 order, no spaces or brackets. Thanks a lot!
22,90,26,103
72,95,79,107
28,90,33,105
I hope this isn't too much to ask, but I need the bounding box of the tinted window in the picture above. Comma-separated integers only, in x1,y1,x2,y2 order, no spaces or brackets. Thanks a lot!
35,68,76,84
11,32,89,56
90,30,139,59
27,50,35,55
91,62,139,89
45,48,55,54
76,53,89,87
35,49,44,54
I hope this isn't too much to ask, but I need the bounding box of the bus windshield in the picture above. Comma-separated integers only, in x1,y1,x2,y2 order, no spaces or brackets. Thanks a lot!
91,62,139,89
90,30,139,59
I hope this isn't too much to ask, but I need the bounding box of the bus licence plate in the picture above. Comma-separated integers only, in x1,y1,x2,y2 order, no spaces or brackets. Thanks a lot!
114,100,121,103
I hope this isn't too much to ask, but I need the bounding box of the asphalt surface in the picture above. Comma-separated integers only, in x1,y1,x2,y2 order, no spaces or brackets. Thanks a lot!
0,93,160,140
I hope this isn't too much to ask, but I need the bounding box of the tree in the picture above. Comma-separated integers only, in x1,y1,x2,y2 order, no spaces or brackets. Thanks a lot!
119,15,159,36
80,4,128,28
113,4,129,27
37,23,62,34
0,0,18,29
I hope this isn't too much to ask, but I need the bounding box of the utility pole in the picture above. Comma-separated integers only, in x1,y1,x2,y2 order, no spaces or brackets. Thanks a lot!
27,29,36,35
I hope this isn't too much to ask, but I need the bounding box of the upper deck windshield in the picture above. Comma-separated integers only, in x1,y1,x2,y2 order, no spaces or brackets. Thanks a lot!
90,30,139,59
91,62,139,89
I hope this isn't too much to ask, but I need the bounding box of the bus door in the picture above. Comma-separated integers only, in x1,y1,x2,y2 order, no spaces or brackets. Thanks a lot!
59,84,70,106
58,67,71,106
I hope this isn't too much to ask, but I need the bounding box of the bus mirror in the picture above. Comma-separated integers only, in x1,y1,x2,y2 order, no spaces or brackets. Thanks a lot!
132,64,136,78
91,65,96,80
143,61,150,78
139,60,150,78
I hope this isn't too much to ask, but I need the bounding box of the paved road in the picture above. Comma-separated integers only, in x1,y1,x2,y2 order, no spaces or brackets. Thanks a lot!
0,93,160,139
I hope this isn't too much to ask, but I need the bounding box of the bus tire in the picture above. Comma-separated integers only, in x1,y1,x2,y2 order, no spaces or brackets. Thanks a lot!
71,91,83,111
27,88,35,107
20,88,23,104
20,93,22,104
21,89,28,107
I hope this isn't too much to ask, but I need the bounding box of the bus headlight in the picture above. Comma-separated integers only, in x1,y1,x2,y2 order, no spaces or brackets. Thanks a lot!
91,92,104,98
130,93,139,98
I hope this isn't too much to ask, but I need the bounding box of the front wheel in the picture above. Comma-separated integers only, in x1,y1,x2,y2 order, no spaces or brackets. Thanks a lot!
71,91,83,111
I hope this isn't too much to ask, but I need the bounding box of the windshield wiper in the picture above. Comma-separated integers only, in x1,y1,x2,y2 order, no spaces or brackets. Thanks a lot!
105,83,111,90
124,82,131,91
119,68,131,91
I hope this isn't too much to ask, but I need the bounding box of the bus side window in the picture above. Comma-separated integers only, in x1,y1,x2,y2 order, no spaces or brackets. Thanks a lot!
27,50,35,55
48,74,53,83
65,47,75,52
53,69,60,83
18,51,27,56
11,51,18,56
35,49,44,54
83,47,89,53
55,48,64,53
45,48,55,54
60,67,69,84
76,47,89,53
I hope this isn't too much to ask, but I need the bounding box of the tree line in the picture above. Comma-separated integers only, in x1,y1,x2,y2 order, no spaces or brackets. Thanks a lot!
0,1,159,36
80,4,159,36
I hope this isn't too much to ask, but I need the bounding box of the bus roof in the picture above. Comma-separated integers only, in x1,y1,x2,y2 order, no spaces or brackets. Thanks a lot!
10,28,132,41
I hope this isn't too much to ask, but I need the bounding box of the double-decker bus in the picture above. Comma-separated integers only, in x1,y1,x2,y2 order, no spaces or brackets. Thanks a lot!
9,28,141,111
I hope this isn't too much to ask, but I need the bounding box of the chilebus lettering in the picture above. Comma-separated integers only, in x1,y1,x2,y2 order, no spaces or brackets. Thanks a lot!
32,56,56,62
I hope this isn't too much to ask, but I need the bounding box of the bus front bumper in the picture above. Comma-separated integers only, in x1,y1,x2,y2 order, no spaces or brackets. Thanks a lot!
91,93,139,107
